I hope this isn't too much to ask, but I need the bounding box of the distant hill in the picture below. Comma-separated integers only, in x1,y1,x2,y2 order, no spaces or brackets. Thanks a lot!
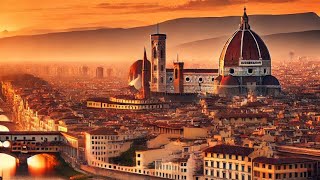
0,12,319,63
173,30,320,64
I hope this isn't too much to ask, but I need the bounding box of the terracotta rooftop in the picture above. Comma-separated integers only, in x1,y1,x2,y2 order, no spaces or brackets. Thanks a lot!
0,131,61,135
88,127,118,135
204,144,254,156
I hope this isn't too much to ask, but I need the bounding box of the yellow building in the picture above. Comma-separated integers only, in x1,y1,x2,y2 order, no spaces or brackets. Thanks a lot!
252,157,317,180
203,144,254,180
87,97,169,110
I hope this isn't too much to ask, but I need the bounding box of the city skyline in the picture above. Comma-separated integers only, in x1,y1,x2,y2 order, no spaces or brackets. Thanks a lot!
0,1,319,179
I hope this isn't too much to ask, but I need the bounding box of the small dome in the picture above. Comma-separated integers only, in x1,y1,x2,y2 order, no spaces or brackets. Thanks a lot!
128,59,151,90
129,60,142,82
129,74,142,90
242,76,259,84
262,75,280,86
220,75,239,86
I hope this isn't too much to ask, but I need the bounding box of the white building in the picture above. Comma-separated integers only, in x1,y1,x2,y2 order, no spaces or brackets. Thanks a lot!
84,127,134,166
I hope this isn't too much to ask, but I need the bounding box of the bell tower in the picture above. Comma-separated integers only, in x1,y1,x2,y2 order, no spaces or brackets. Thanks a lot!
173,60,184,94
150,24,167,93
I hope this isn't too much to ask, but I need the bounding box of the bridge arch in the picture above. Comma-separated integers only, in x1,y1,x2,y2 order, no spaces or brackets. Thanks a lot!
0,151,58,165
0,114,10,122
0,152,19,159
27,153,59,167
0,125,10,132
0,153,17,174
0,121,15,131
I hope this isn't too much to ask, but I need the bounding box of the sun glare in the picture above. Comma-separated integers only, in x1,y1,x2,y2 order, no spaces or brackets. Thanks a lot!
27,154,58,176
0,153,17,177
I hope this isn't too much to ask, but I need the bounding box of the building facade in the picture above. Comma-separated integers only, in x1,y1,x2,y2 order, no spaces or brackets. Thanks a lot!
86,97,169,110
84,127,134,165
252,157,317,180
203,144,319,180
203,144,254,180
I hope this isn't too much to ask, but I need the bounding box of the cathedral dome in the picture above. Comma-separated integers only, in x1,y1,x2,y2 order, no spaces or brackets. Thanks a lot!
220,75,239,86
262,75,280,86
129,60,143,82
128,59,151,89
219,8,270,67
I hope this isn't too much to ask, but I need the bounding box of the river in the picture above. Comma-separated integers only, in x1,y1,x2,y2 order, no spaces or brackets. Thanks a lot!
0,153,67,180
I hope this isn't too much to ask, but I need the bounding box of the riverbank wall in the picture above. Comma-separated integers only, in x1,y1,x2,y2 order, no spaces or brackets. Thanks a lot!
80,165,164,180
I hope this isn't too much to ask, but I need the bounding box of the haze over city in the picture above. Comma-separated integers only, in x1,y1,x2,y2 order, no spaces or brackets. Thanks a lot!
0,1,319,180
0,0,319,64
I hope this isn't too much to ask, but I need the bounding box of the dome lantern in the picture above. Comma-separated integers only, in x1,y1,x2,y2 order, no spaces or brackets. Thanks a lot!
240,7,250,30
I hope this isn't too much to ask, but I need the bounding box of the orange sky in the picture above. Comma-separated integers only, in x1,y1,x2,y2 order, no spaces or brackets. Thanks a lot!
0,0,319,36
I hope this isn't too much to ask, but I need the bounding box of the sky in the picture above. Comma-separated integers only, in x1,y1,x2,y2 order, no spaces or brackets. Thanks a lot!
0,0,319,36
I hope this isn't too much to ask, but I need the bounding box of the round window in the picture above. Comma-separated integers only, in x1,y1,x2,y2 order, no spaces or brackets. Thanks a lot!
211,77,214,82
198,77,203,83
169,77,173,82
229,68,235,74
185,77,190,82
248,69,253,74
264,69,267,74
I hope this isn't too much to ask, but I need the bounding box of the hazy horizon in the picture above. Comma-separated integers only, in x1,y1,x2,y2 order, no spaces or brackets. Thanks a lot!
1,0,319,36
1,11,319,38
0,1,319,64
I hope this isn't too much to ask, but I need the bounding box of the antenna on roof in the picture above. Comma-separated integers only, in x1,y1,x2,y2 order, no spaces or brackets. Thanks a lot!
156,23,159,34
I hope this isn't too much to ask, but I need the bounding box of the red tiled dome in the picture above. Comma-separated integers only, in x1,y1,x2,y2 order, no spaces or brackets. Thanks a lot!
220,75,239,86
219,8,270,67
262,75,280,86
128,60,151,83
215,75,223,82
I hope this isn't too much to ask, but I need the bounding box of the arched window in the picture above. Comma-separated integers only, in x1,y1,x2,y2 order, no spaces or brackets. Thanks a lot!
174,69,178,79
153,48,157,58
160,49,164,58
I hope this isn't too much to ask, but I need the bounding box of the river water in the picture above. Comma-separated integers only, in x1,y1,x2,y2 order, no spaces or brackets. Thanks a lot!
0,153,67,180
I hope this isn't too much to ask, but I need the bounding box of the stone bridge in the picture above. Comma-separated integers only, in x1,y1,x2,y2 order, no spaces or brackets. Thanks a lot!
0,131,65,164
0,121,16,131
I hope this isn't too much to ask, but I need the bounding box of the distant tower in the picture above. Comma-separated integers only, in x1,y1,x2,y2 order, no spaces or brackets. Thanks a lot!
81,66,89,77
141,48,150,99
107,68,113,77
96,67,104,78
173,55,184,93
150,24,167,93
